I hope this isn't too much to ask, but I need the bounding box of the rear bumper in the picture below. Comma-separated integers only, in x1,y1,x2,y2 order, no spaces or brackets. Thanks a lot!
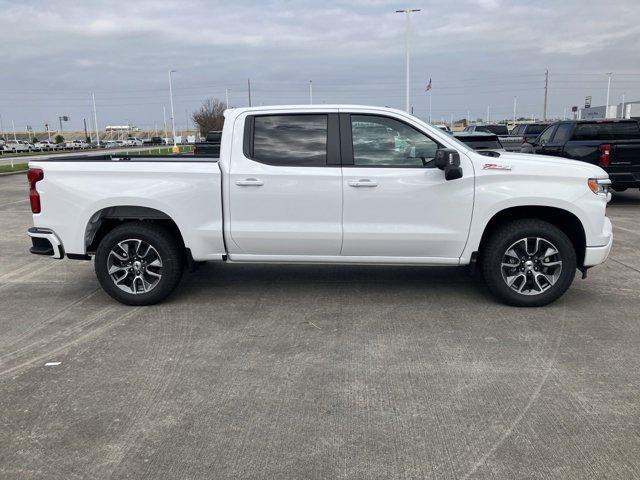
583,217,613,267
27,227,64,259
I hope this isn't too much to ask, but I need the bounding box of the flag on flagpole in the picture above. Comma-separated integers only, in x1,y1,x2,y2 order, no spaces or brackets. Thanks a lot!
426,78,432,91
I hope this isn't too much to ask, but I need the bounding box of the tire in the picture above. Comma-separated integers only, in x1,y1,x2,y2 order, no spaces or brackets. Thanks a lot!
481,219,577,307
94,222,184,306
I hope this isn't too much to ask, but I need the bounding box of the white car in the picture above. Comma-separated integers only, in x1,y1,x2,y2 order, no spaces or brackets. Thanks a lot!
65,140,89,149
26,105,612,307
33,140,58,151
125,137,144,146
4,139,31,152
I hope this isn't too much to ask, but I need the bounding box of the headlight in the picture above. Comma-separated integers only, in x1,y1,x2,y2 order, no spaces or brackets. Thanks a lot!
588,178,611,196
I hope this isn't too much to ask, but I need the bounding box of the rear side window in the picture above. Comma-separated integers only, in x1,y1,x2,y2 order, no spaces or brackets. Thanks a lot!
251,114,327,166
573,122,640,140
552,124,573,143
526,124,548,135
484,125,509,135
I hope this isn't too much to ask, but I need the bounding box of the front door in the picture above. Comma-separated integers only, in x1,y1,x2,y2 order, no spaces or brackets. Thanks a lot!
340,113,474,260
229,112,343,256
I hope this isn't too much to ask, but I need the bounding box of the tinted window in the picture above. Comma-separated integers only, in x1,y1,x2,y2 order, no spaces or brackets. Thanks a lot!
573,122,640,140
552,124,573,143
526,124,548,135
483,125,509,135
510,125,523,135
537,126,556,143
351,115,439,167
253,115,327,166
456,137,502,150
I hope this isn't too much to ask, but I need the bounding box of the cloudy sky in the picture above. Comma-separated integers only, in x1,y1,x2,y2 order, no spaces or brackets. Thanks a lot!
1,0,640,132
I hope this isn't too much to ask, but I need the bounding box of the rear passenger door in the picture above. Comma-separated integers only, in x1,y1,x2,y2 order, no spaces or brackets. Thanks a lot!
228,112,343,256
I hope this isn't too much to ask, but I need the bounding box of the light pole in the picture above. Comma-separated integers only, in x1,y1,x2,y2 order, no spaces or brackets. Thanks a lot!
513,96,517,128
396,8,420,113
309,80,313,105
605,72,613,119
621,93,626,119
168,69,178,152
163,105,168,144
92,92,100,146
225,88,230,109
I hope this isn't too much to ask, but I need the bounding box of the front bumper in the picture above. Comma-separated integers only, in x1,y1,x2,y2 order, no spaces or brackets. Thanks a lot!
27,227,64,259
583,217,613,267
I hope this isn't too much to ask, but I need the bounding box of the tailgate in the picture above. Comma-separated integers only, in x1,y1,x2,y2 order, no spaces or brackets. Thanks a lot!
608,142,640,186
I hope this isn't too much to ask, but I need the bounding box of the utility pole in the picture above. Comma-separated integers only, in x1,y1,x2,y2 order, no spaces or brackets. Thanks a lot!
543,69,549,121
309,80,313,105
605,72,613,118
247,78,252,107
396,8,420,113
162,105,168,143
225,88,230,109
168,69,178,151
92,92,100,146
513,96,517,127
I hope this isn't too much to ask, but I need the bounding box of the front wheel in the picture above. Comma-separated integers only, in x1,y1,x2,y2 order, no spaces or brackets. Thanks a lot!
95,222,184,306
481,220,577,307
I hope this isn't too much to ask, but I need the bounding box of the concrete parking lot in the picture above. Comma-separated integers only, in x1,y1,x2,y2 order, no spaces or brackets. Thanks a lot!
1,172,639,479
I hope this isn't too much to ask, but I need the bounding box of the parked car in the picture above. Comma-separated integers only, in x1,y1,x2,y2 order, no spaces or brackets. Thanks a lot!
433,124,452,133
26,105,612,307
126,137,144,146
34,140,58,151
193,130,222,155
453,132,505,156
4,139,31,152
521,119,640,192
464,124,510,136
64,140,89,149
503,123,551,152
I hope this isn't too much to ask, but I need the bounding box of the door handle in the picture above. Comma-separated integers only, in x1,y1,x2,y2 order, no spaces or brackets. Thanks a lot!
348,179,378,187
235,178,264,186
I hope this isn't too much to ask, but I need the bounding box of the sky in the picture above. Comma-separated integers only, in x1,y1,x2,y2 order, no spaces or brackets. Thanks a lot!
1,0,640,132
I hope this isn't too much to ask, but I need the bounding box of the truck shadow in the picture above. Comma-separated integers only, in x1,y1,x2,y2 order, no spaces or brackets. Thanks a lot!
610,189,640,205
177,263,486,300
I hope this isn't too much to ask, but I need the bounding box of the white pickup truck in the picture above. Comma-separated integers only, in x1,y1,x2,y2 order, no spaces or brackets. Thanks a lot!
27,105,613,307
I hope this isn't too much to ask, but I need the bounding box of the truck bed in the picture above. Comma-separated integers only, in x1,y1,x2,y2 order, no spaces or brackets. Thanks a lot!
29,154,225,261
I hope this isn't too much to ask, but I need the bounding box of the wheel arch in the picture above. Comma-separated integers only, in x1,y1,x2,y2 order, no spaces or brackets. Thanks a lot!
477,206,587,267
85,205,186,253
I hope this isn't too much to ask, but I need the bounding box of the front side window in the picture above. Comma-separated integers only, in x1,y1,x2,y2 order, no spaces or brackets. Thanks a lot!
351,115,439,167
252,114,327,166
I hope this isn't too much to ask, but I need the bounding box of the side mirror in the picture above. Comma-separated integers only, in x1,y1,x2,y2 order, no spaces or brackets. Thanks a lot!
445,165,463,180
434,148,460,170
434,148,463,180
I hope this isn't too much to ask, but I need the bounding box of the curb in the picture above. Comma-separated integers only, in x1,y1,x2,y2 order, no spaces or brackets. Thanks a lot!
0,170,28,176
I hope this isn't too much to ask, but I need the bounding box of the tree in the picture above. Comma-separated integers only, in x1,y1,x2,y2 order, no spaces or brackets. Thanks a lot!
192,98,226,136
55,135,64,144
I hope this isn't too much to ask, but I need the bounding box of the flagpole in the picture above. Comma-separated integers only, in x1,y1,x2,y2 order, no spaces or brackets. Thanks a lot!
429,90,432,123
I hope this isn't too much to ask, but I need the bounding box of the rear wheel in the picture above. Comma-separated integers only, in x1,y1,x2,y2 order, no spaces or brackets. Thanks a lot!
481,219,577,307
95,222,184,305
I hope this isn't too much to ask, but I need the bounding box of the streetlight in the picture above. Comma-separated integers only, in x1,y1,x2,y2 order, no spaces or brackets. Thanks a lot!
605,72,613,119
396,8,420,113
168,69,178,153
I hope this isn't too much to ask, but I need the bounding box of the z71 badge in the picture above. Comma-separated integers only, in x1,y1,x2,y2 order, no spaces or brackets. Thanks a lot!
483,163,512,171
